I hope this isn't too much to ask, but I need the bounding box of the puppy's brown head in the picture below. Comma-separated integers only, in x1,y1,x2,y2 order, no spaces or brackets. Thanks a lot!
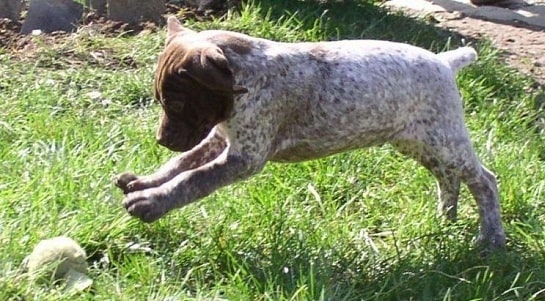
154,17,247,152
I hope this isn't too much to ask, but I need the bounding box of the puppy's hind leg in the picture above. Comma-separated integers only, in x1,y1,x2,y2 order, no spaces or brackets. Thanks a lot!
462,161,505,250
392,121,505,251
391,140,461,221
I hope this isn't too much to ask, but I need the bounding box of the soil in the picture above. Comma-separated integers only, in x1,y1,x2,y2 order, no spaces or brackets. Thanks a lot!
1,1,543,86
425,5,545,87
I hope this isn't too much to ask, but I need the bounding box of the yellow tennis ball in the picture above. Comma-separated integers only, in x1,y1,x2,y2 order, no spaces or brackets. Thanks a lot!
26,236,88,284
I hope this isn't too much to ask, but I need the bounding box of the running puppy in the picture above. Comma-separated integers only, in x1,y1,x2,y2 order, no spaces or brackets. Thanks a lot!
116,17,506,250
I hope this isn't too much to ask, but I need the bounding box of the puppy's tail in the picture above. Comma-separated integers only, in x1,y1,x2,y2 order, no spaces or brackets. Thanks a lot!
437,47,477,73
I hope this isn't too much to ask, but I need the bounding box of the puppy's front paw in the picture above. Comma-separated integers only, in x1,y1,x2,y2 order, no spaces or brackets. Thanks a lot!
123,190,168,223
115,172,161,194
115,172,139,194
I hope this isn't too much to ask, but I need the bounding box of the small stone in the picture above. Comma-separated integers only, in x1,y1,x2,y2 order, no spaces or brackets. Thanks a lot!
453,11,466,19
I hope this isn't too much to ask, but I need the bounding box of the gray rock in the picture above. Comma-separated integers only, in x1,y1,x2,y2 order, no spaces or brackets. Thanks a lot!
21,0,84,34
0,0,23,20
107,0,163,24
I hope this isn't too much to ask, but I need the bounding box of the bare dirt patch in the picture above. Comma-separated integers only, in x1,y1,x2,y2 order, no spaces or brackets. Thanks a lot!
2,1,543,85
385,0,545,86
432,9,545,86
0,17,21,48
0,2,220,52
0,3,213,69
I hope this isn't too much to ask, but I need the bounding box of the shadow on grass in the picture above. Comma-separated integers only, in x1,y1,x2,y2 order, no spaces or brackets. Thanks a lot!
247,0,472,50
102,220,545,300
353,244,545,300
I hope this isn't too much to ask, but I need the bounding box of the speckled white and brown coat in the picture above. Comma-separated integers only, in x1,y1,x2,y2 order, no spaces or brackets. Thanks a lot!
116,17,505,251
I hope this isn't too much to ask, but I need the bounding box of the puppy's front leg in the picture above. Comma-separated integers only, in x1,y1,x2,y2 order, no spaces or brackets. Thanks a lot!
115,128,227,194
122,150,264,222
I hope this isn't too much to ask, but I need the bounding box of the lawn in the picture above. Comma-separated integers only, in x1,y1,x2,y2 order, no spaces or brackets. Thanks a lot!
1,0,545,300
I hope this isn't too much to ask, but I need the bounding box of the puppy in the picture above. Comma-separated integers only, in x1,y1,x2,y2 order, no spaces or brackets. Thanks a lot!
116,17,505,250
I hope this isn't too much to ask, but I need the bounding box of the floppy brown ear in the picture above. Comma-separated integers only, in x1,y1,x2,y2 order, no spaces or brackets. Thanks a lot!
181,47,248,94
166,16,196,44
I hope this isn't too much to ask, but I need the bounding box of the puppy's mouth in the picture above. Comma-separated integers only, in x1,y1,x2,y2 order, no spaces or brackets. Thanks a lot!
158,140,190,152
157,125,212,152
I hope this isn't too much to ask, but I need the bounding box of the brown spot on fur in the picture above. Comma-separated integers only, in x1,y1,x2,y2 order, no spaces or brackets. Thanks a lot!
211,34,253,55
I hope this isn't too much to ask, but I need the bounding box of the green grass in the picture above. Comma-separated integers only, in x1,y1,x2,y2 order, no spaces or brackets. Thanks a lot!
1,0,545,299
